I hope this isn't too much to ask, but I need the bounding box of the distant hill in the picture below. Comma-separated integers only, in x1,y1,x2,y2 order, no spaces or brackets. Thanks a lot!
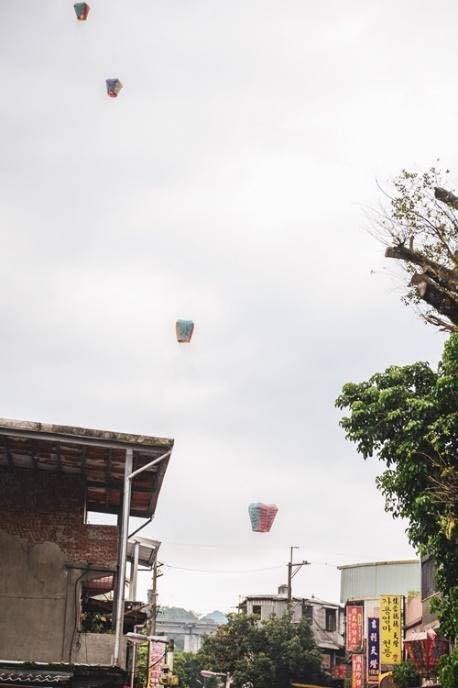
200,610,227,625
158,607,227,625
159,606,199,622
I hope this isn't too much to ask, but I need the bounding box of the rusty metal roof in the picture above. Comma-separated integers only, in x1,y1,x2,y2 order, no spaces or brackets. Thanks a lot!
0,418,173,518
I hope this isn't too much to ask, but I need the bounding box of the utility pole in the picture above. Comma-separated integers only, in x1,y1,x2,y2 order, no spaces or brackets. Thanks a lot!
287,547,310,602
146,561,163,688
149,560,163,635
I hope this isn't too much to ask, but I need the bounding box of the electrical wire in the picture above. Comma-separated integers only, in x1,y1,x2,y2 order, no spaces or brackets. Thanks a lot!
163,562,286,574
159,539,384,562
161,560,339,574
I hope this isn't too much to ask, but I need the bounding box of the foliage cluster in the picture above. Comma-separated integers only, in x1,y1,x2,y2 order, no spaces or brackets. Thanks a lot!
175,612,329,688
375,166,458,331
336,334,458,681
438,647,458,688
391,660,420,688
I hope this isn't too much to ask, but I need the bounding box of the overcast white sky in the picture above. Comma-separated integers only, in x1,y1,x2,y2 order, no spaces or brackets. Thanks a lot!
1,0,454,614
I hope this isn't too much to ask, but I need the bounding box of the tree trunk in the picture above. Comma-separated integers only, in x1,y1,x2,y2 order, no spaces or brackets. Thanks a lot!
434,186,458,210
385,244,458,325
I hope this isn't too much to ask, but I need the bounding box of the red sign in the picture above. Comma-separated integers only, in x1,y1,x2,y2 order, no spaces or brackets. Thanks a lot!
405,636,450,672
346,605,364,652
148,641,165,688
352,654,364,688
332,664,349,679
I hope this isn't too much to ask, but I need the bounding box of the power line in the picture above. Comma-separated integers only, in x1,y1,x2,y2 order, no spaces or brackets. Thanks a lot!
163,562,286,575
161,560,339,575
159,539,386,561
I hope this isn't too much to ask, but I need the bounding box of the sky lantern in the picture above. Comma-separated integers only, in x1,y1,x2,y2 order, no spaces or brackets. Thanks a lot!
106,79,123,98
74,3,90,21
176,320,194,343
248,503,278,532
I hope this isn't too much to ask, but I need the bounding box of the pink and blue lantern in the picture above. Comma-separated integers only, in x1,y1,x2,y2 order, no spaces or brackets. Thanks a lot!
106,79,123,98
249,503,278,533
74,3,90,20
176,320,194,343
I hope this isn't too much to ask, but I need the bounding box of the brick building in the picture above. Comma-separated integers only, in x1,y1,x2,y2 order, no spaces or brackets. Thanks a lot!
0,418,173,687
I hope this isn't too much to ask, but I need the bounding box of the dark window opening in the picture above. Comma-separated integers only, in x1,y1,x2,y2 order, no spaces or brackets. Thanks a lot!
421,556,438,600
325,608,336,632
252,605,262,617
303,604,313,621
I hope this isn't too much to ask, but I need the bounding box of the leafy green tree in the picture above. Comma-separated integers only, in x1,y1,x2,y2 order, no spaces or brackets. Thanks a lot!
335,335,458,643
134,642,149,688
174,651,204,688
438,647,458,688
196,612,327,688
391,660,420,688
373,167,458,332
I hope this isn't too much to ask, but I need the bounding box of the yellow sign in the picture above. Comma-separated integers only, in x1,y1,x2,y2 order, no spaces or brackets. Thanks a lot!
380,595,402,665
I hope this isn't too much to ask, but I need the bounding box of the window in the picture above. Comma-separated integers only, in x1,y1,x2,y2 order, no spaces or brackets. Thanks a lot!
325,608,336,632
252,605,262,617
421,556,438,600
303,604,313,622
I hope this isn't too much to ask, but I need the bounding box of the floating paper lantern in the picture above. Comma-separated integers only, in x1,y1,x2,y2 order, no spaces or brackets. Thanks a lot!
176,320,194,343
106,79,123,98
248,503,278,533
74,3,90,20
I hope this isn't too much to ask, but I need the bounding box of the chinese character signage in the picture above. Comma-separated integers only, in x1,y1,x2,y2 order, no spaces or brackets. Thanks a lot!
380,595,402,666
332,664,349,679
148,640,165,688
367,617,380,683
346,604,364,652
352,653,364,688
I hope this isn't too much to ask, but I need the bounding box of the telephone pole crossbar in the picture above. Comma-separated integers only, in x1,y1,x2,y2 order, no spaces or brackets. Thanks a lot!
287,546,310,601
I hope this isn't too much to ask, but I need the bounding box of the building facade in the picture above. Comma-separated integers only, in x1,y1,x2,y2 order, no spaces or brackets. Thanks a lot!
0,418,173,688
339,560,421,687
239,586,345,675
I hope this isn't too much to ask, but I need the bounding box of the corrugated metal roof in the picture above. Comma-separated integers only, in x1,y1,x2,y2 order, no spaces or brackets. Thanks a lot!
0,418,173,518
339,560,421,603
241,595,341,607
338,560,418,570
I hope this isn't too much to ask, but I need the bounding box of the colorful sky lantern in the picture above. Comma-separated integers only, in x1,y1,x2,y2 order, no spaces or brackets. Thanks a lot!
106,79,123,98
176,320,194,343
74,3,90,21
248,503,278,533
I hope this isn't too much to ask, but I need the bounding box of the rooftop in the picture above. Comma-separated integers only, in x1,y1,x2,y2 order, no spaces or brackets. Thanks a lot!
240,595,341,607
0,418,173,518
337,559,419,570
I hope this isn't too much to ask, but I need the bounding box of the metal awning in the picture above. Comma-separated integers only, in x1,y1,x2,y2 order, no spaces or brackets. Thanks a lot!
0,418,173,518
127,537,160,568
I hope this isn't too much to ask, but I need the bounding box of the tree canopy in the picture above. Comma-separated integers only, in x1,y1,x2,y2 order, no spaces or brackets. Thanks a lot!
336,334,458,646
179,612,328,688
374,167,458,332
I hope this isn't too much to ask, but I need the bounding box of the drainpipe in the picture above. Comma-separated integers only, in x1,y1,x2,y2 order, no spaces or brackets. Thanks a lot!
130,540,140,602
113,448,133,665
113,449,171,667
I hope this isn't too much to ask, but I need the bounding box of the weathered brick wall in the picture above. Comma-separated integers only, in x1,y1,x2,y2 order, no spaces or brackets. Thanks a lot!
0,468,118,568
